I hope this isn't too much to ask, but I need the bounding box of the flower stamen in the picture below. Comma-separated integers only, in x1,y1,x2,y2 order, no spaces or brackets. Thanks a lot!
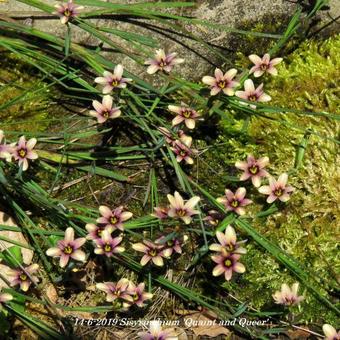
63,245,73,254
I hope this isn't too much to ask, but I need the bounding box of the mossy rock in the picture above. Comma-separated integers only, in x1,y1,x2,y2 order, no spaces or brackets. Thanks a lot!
199,34,339,323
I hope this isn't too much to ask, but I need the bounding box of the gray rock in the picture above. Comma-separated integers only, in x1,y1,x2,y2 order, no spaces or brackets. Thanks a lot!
1,0,339,81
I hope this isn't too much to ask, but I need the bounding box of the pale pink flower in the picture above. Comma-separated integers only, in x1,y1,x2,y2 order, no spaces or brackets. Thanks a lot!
209,225,247,255
203,210,224,227
7,264,39,292
258,173,294,203
127,282,153,307
202,68,239,96
132,240,171,267
155,234,187,255
152,207,169,220
145,49,184,74
167,191,200,224
235,155,269,187
89,95,121,124
85,223,114,241
216,188,252,216
158,127,188,147
46,227,86,268
138,320,178,340
0,130,12,161
94,65,132,94
54,0,84,24
96,278,132,303
13,136,38,171
235,79,271,109
94,230,125,257
211,251,245,281
168,104,200,130
323,324,340,340
0,290,13,308
158,127,174,145
96,205,132,231
273,282,304,306
249,53,283,77
171,135,195,165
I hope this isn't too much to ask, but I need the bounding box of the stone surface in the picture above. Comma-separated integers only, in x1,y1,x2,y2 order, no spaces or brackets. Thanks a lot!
0,0,339,81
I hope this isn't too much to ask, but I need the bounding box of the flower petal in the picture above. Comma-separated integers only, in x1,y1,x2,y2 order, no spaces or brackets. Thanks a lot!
168,105,181,114
214,68,223,80
99,205,112,218
46,247,62,257
140,255,151,266
244,79,255,93
92,100,103,112
102,95,113,110
224,68,237,80
184,196,200,210
234,262,245,273
202,76,216,86
132,243,149,253
152,256,164,267
147,65,159,74
248,54,262,65
114,64,123,78
322,324,337,339
64,227,74,243
235,187,246,200
59,254,70,268
224,226,236,244
212,264,224,277
185,118,196,129
26,138,37,150
277,173,288,187
258,185,271,195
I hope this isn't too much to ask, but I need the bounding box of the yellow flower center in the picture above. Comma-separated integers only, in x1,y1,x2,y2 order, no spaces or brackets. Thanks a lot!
260,64,268,71
104,244,112,252
225,244,235,252
177,209,186,217
249,95,257,102
97,228,103,237
274,188,283,197
64,9,71,17
110,216,118,225
218,80,226,89
159,60,166,67
224,259,232,267
102,110,110,119
149,249,157,257
231,200,239,208
167,240,174,247
133,293,139,301
249,165,259,174
19,274,28,281
182,110,192,118
111,79,119,87
64,245,73,254
18,149,27,158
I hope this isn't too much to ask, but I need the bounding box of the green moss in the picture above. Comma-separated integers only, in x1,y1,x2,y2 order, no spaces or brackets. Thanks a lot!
200,34,339,323
0,53,53,133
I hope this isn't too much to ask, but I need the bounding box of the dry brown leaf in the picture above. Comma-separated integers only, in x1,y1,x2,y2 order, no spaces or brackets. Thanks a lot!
173,327,189,340
183,311,230,338
0,211,33,264
45,284,58,304
287,327,311,339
